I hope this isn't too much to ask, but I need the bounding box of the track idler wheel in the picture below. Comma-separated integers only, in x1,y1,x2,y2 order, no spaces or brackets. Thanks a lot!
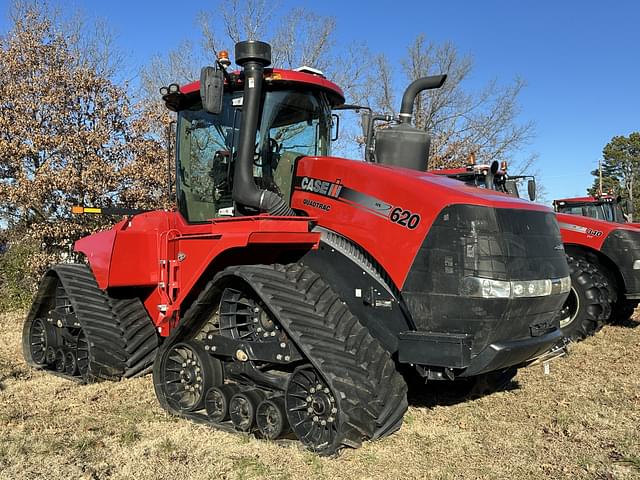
256,397,289,440
205,384,240,423
28,318,55,366
285,365,339,451
229,390,265,432
155,340,223,413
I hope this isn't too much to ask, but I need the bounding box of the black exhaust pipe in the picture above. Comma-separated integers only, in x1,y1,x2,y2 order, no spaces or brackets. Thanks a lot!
398,75,447,124
232,40,295,216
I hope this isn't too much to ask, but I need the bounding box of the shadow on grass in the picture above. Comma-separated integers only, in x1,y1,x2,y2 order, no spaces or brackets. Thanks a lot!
403,369,521,409
613,318,640,329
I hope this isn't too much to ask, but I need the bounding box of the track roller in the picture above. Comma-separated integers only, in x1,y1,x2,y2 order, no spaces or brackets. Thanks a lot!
45,346,56,367
65,351,78,376
229,390,265,432
256,397,289,440
54,348,66,373
205,384,240,423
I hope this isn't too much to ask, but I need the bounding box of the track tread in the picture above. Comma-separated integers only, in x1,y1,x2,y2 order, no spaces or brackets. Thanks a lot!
222,263,408,453
24,264,159,381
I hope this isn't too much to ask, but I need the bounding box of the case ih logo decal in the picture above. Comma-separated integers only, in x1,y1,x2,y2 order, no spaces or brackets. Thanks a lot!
300,177,343,198
558,222,603,237
295,176,421,230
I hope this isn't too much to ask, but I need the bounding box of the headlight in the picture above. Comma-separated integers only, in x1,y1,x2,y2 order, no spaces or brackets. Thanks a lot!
460,276,570,299
633,260,640,270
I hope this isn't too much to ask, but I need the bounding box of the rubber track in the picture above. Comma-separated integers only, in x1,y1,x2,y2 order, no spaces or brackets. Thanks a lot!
220,264,408,453
39,264,127,380
110,298,160,378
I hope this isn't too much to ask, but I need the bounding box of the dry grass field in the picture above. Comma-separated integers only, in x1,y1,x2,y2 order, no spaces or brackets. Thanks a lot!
1,311,639,480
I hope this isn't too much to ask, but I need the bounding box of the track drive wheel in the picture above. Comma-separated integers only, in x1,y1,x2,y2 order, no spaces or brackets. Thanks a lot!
154,340,223,414
559,256,611,341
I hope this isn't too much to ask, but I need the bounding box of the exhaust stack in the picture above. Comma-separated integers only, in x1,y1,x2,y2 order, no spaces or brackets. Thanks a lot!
232,40,295,216
374,74,447,171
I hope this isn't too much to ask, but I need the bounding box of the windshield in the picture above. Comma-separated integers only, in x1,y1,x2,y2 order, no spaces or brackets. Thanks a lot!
176,89,331,222
556,202,627,223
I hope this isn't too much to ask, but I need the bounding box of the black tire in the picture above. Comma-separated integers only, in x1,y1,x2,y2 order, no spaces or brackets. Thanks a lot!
611,299,639,324
559,256,611,341
225,264,409,454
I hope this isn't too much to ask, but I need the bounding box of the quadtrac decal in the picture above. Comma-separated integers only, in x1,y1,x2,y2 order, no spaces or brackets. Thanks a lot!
295,176,421,230
558,222,603,237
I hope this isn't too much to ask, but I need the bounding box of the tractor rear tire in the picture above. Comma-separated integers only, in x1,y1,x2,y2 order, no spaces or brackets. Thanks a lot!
559,256,611,341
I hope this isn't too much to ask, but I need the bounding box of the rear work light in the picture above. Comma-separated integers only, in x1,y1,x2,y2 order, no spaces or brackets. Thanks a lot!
460,276,570,299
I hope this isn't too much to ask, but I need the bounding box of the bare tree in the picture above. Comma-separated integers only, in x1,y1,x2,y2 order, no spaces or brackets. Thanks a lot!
367,35,535,170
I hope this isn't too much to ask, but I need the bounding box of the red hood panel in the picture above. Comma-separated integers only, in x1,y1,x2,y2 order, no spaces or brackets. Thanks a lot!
291,157,554,288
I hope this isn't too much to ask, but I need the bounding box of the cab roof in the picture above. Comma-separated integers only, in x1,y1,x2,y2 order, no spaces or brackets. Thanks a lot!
554,195,616,205
178,68,345,107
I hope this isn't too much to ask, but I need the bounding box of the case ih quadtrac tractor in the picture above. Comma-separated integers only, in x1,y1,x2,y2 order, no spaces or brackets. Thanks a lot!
433,162,640,341
23,41,570,455
553,194,635,225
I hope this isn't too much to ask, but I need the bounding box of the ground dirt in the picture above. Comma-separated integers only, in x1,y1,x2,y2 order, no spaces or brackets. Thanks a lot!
1,311,639,480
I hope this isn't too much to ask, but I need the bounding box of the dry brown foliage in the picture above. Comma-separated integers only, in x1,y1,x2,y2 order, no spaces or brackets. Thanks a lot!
0,3,168,278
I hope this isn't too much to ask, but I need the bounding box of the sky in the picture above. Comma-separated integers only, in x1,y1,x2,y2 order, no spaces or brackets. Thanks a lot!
1,0,638,205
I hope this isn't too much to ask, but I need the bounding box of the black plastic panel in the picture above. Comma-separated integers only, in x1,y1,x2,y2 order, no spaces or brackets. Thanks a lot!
601,228,640,296
402,205,568,355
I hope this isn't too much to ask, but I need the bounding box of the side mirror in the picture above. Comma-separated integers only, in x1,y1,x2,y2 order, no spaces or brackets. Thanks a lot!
331,113,340,141
200,66,224,114
527,179,536,201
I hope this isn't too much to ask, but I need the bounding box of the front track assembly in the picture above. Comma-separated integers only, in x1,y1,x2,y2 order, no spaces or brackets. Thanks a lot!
153,263,408,455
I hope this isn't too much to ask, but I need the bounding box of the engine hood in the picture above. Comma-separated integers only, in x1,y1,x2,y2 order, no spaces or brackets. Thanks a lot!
291,156,559,287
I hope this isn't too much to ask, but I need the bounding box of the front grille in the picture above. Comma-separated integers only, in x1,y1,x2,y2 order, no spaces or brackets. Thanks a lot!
401,205,568,353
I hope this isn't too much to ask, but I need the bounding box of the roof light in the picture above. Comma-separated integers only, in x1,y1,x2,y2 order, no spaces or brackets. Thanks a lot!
294,66,325,77
159,86,169,96
218,50,231,68
467,152,476,166
168,83,180,94
501,161,508,171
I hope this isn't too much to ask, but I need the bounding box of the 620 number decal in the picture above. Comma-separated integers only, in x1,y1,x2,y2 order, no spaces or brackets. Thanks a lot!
390,207,420,229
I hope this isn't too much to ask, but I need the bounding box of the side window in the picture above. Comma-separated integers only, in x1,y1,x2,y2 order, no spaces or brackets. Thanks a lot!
177,98,238,222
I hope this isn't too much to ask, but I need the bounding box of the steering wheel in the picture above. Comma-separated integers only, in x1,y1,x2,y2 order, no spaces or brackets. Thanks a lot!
253,138,281,167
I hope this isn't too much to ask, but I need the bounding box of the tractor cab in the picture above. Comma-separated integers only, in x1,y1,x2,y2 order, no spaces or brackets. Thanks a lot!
431,159,537,201
553,195,631,223
162,50,343,222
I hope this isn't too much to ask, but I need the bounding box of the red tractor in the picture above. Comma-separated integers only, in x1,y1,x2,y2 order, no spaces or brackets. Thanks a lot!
23,41,570,454
432,163,640,341
553,194,635,225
